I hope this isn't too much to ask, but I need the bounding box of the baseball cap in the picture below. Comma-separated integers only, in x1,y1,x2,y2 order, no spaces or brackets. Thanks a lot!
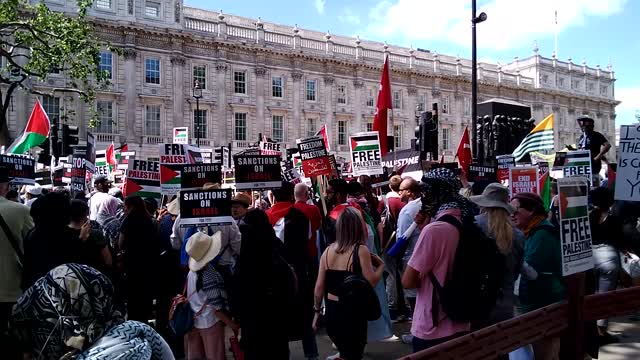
94,175,112,185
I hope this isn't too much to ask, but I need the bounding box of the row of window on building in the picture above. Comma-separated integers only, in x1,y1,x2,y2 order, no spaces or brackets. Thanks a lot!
97,52,469,115
540,73,609,96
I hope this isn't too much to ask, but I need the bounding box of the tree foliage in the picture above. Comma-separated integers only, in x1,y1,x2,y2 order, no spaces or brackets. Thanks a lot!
0,0,112,143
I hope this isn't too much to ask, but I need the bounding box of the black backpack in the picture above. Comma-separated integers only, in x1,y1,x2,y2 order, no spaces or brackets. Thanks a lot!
429,215,505,326
339,245,382,321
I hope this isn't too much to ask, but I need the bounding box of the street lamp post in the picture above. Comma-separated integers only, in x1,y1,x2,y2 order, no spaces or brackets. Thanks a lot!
471,0,487,161
192,80,203,147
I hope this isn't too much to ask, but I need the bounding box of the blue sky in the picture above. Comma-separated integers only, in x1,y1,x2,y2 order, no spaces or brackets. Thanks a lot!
186,0,639,126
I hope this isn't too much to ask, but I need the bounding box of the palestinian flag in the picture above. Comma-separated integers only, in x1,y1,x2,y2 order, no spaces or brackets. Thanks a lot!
558,183,589,218
539,171,551,212
123,177,161,199
8,99,50,154
292,153,302,168
160,165,181,185
350,133,380,152
513,114,554,162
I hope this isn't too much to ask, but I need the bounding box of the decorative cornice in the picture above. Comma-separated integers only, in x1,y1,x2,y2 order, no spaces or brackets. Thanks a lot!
122,48,137,60
407,87,418,96
215,62,227,72
431,89,441,98
291,72,303,81
353,79,365,89
532,103,544,110
552,105,560,112
323,76,334,85
254,67,267,77
170,56,185,66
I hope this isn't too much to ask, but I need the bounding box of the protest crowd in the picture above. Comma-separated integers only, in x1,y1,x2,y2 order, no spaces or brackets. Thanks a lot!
1,114,640,360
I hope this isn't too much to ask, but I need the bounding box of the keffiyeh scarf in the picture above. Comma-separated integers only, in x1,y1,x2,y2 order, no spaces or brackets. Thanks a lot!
10,263,124,360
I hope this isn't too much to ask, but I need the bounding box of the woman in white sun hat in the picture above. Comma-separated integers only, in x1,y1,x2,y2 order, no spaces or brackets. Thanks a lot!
184,231,239,360
470,183,525,327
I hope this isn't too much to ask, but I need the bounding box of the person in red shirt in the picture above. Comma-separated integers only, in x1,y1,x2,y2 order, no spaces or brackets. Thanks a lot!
294,183,322,259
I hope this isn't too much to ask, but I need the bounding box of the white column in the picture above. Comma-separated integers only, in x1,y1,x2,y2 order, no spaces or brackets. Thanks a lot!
170,56,185,131
215,62,228,144
292,72,303,139
123,48,138,142
255,67,266,140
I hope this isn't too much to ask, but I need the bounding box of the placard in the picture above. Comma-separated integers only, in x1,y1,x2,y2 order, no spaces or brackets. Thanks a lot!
159,143,191,196
233,155,282,190
509,166,539,197
328,154,340,179
0,154,35,185
93,149,111,178
561,150,592,185
467,163,497,183
70,155,86,197
173,127,189,144
349,132,383,176
260,141,282,156
497,155,515,183
179,188,233,226
124,159,161,199
615,124,640,201
557,177,594,276
282,167,302,184
296,136,332,177
86,132,96,172
180,164,222,190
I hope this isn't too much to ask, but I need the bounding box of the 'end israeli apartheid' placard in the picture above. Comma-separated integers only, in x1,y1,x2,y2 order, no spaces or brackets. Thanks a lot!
509,166,539,197
615,124,640,202
233,155,282,190
350,131,383,176
0,154,35,185
296,136,332,177
179,188,233,227
557,176,594,276
180,164,222,190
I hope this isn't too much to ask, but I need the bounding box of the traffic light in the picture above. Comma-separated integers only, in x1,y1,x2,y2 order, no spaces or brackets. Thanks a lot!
37,138,52,165
50,123,60,159
61,124,79,157
414,111,432,160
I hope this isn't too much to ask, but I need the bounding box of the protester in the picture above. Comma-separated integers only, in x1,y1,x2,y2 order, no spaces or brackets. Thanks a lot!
396,177,423,315
234,209,292,359
10,263,125,359
575,116,611,185
184,231,239,360
470,183,524,325
323,178,350,246
0,167,34,358
589,187,623,343
402,168,472,352
24,183,42,207
231,192,251,222
313,207,385,360
69,199,113,273
22,191,76,289
5,189,20,203
119,195,160,322
253,191,268,210
89,175,120,223
266,181,317,360
510,192,564,359
108,186,124,201
294,183,322,260
548,180,560,228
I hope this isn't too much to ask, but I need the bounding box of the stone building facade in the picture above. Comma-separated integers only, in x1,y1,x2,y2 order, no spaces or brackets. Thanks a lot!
3,0,619,162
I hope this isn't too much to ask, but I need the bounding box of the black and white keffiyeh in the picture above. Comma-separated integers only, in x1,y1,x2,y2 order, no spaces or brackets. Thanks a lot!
421,168,474,222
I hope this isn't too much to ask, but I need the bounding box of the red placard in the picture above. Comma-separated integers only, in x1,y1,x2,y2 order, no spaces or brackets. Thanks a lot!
509,166,540,197
302,157,332,177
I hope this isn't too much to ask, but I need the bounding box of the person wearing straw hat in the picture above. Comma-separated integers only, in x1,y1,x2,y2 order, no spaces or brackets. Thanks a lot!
184,231,239,360
470,183,525,326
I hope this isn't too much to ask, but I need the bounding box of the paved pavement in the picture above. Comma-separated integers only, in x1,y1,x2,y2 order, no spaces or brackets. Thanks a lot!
599,314,640,360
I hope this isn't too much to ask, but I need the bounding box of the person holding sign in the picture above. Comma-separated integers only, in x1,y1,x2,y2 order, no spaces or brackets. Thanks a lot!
589,187,623,344
574,116,611,185
510,193,564,360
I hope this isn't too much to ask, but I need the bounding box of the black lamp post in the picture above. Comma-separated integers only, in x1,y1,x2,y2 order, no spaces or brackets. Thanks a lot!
192,80,203,147
471,0,487,161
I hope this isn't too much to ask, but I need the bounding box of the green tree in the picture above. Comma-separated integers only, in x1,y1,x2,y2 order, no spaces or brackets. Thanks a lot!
0,0,111,145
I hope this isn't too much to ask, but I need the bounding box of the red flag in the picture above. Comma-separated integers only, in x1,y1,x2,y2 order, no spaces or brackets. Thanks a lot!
106,143,117,167
117,143,129,152
373,56,392,155
456,127,472,176
315,124,331,152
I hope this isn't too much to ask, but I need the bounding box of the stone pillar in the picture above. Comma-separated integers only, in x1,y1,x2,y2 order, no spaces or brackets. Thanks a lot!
324,76,334,147
255,67,266,140
122,48,138,142
256,18,264,44
353,79,365,135
215,62,228,143
217,11,227,40
170,55,185,132
291,71,303,139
